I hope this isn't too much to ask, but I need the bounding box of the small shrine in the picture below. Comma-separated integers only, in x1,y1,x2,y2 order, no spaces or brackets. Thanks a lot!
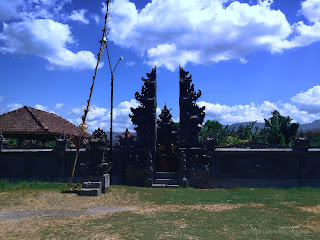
116,128,136,147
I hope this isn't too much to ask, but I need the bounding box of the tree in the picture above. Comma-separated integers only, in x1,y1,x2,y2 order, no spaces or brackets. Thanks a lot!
237,121,259,141
261,110,299,145
199,120,234,143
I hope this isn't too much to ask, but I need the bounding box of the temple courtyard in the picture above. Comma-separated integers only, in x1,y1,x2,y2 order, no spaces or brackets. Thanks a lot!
1,182,320,239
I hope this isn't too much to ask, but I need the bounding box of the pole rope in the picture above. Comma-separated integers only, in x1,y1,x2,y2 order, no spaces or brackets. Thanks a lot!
69,0,111,190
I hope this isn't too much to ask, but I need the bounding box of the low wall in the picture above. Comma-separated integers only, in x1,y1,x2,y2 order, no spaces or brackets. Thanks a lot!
1,148,320,188
0,149,89,182
209,148,320,188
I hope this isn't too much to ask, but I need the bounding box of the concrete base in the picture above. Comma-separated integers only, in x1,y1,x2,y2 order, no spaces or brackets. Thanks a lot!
81,181,102,197
81,188,101,196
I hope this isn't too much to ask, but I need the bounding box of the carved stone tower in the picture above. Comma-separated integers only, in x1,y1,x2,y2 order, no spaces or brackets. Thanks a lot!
130,67,157,151
179,66,205,147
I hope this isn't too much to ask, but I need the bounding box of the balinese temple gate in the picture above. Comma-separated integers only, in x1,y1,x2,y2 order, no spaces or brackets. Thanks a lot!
126,66,208,188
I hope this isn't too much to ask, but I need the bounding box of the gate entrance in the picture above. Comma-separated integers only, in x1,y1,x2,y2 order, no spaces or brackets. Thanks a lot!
156,105,179,172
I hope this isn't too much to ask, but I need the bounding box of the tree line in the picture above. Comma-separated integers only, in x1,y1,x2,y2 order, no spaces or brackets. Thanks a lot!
199,110,304,147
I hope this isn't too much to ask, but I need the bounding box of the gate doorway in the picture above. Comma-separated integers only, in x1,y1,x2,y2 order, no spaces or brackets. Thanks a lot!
156,145,179,172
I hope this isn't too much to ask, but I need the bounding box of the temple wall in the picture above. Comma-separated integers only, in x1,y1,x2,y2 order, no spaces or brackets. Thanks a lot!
1,148,320,188
208,148,320,188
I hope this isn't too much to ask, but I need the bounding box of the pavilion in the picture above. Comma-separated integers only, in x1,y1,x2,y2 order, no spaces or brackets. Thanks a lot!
0,106,91,143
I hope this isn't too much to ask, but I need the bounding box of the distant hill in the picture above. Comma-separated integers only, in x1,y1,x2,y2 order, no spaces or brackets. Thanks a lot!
222,120,320,133
300,120,320,132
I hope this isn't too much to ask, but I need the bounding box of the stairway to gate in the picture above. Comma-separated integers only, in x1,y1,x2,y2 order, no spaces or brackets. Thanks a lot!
152,172,179,188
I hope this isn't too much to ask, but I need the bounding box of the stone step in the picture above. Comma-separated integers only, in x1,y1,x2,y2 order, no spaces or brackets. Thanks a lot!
153,178,179,185
155,172,179,179
152,183,180,188
80,188,101,197
82,181,102,189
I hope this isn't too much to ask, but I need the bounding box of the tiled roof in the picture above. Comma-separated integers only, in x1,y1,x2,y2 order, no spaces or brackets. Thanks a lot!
0,106,90,138
116,128,136,139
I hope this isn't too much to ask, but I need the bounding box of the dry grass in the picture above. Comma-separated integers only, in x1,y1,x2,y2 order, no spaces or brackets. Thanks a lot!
1,186,320,239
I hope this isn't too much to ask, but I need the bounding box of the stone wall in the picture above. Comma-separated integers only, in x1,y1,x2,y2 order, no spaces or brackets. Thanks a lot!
1,148,320,188
208,148,320,188
0,149,89,182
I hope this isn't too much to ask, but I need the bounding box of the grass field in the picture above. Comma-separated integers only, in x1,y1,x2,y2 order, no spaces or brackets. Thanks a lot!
1,180,320,239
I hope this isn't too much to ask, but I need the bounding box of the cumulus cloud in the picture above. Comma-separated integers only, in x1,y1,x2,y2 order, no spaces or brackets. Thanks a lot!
2,103,23,113
299,0,320,23
109,0,293,71
0,19,101,71
34,104,48,111
69,9,89,24
68,100,140,132
0,0,24,21
54,103,64,109
108,0,320,71
291,85,320,114
198,100,320,125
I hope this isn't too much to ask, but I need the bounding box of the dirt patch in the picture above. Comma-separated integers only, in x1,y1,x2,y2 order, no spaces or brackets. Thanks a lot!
0,206,135,221
133,202,264,214
298,205,320,214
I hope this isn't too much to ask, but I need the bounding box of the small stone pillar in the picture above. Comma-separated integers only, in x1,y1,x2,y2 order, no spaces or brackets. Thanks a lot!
293,136,310,186
206,138,218,188
54,133,68,178
195,155,210,188
179,150,188,188
144,150,153,187
187,155,197,187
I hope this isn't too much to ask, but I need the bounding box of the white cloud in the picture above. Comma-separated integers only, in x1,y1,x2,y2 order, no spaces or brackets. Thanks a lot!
0,19,101,71
292,86,320,105
0,0,24,21
5,103,23,112
69,9,89,24
91,14,101,25
125,61,135,66
198,99,320,125
108,0,320,71
0,0,71,21
272,21,320,52
87,106,108,121
68,100,139,133
34,104,47,111
291,85,320,114
0,96,3,102
109,0,293,71
239,57,248,64
54,103,64,109
299,0,320,23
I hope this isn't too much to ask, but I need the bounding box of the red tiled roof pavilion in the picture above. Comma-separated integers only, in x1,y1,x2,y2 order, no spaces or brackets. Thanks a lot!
0,106,91,139
116,128,136,139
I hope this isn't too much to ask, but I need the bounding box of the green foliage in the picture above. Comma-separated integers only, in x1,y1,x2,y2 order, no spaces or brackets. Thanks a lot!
44,140,57,148
199,120,234,143
304,131,320,147
7,138,18,147
237,121,259,141
260,110,300,146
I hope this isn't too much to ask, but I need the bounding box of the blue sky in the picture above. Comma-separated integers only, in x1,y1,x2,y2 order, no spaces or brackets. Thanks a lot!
1,0,320,133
